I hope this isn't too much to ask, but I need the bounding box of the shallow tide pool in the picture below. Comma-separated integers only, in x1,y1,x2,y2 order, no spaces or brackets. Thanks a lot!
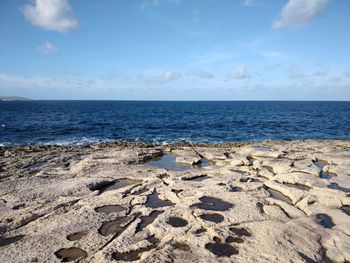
144,154,210,171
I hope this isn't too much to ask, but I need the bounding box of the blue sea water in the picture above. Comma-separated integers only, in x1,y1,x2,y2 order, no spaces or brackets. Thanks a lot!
0,101,349,146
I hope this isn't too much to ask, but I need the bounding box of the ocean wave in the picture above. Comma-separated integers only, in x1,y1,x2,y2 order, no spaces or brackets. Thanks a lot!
133,137,223,145
41,137,115,146
0,136,227,147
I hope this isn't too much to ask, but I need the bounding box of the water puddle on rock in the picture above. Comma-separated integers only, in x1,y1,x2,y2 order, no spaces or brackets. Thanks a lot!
167,217,188,227
239,177,258,183
226,236,244,243
54,247,87,262
229,227,252,237
181,174,209,182
89,179,142,195
136,210,164,233
313,160,328,169
230,186,243,192
266,187,293,205
99,217,131,236
12,203,25,210
230,169,247,175
297,252,318,263
132,187,149,195
195,228,207,234
172,242,190,251
0,235,24,247
103,179,143,193
205,241,238,257
341,206,350,216
256,202,264,213
145,191,174,209
26,161,46,170
327,183,350,193
199,213,224,223
191,196,233,211
315,213,335,229
313,160,336,179
0,227,7,235
251,146,271,152
112,236,159,262
283,183,311,191
95,205,125,214
144,154,210,171
67,232,86,241
320,171,336,180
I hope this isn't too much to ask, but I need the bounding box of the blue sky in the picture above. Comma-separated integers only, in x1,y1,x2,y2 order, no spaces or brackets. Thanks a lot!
0,0,349,100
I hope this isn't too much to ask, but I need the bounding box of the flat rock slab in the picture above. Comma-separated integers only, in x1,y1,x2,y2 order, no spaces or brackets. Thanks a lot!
0,140,350,263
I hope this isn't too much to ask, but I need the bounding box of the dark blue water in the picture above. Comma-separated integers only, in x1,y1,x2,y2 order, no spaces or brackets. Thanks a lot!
0,101,349,146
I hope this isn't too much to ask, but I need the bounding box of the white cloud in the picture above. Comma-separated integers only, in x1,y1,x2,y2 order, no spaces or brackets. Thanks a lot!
230,66,248,79
288,66,304,79
37,42,59,54
139,69,182,82
243,0,258,7
194,70,214,79
22,0,79,33
273,0,329,30
137,0,181,10
0,73,98,91
313,67,329,76
328,70,350,83
329,76,342,83
162,70,182,81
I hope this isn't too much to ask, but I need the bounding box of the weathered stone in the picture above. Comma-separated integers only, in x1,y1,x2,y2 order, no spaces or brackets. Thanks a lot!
0,140,349,263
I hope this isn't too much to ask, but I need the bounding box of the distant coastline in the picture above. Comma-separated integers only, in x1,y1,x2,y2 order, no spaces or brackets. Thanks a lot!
0,96,30,101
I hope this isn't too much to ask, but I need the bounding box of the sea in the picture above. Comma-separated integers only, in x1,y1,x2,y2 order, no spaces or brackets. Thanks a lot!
0,101,349,146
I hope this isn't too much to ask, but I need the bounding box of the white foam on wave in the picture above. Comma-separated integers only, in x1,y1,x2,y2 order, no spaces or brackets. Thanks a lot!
42,137,114,146
42,137,204,146
2,137,224,147
147,137,222,145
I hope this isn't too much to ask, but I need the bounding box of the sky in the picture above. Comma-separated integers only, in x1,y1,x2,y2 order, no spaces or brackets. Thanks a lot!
0,0,349,100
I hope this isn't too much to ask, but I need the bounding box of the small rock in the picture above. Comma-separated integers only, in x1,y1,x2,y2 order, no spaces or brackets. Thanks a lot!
176,156,201,165
4,150,12,157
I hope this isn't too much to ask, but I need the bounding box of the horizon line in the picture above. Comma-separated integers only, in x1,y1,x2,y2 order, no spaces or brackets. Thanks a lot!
1,99,350,102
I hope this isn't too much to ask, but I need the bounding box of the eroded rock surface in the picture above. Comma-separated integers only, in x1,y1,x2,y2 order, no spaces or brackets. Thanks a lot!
0,140,350,262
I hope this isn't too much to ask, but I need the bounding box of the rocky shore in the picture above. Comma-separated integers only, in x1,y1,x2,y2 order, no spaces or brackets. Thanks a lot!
1,140,350,262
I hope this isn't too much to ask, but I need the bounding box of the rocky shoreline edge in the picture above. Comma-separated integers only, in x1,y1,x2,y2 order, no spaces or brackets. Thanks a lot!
2,138,348,151
1,140,350,262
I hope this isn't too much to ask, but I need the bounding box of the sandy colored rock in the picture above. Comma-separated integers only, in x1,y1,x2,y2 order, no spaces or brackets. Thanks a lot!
0,140,350,262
